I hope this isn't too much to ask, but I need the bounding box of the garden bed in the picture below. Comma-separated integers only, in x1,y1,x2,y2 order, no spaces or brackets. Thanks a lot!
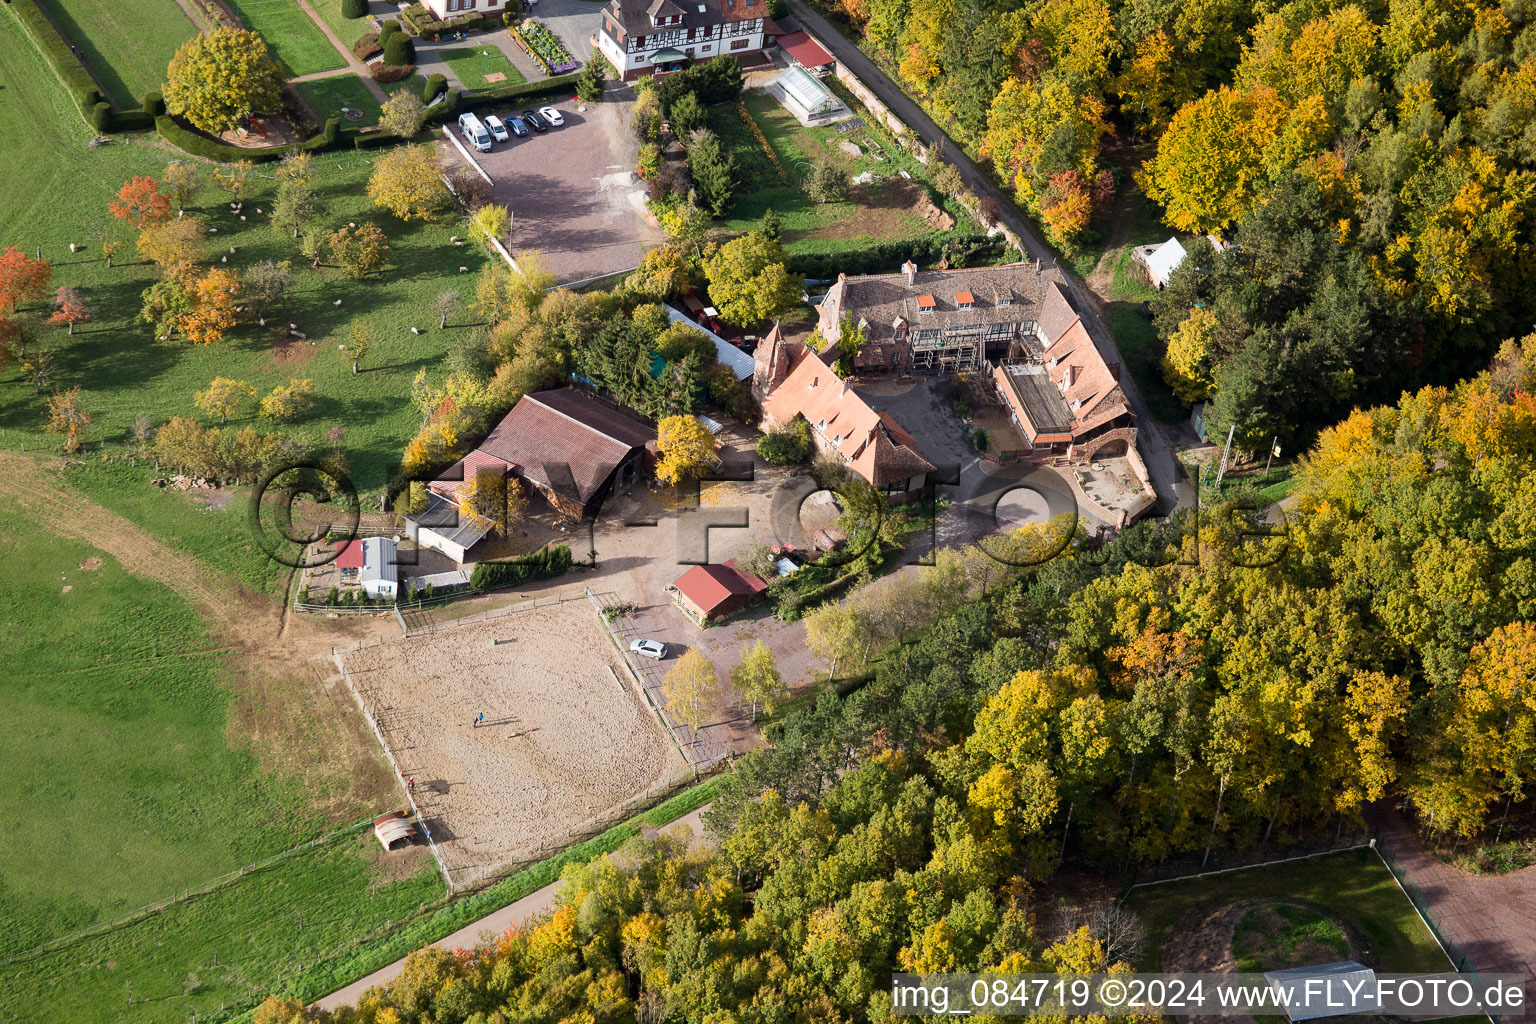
511,18,577,74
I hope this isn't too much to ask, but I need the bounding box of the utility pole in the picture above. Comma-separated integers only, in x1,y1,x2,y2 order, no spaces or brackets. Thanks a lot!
1214,423,1236,489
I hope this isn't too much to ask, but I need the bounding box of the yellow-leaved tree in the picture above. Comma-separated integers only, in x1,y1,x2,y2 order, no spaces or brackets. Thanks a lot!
655,414,716,486
1160,305,1218,402
164,28,283,134
663,647,719,731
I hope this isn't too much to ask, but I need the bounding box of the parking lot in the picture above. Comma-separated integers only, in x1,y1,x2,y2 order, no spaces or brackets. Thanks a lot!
450,90,665,284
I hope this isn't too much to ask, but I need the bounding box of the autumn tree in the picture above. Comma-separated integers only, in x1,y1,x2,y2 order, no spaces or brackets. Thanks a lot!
49,287,92,335
701,232,803,327
140,279,193,341
456,469,529,536
380,89,428,138
137,216,206,279
430,289,459,329
0,246,53,312
45,386,91,452
195,377,258,423
181,269,240,345
340,321,372,373
367,145,448,221
258,378,316,421
161,161,199,212
241,260,292,323
108,177,172,230
664,647,720,731
327,223,390,279
655,414,717,486
21,349,57,393
804,602,862,679
468,204,510,248
1160,305,1216,402
731,640,786,721
214,161,254,202
272,177,327,239
164,28,284,134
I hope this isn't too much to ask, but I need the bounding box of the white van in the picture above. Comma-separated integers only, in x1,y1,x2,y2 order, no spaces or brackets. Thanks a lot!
457,112,492,153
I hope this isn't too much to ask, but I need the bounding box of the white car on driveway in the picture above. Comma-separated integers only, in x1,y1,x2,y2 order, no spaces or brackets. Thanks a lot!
537,105,565,126
483,114,510,142
629,639,667,660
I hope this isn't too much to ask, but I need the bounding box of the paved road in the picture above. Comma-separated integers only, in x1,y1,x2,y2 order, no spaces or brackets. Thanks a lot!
1365,805,1536,1008
784,0,1195,515
314,803,714,1011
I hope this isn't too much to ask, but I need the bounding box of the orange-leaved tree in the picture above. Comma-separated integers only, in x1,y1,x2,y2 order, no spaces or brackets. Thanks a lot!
108,177,173,230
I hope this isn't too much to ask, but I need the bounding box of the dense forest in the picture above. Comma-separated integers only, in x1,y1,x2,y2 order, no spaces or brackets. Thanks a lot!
268,338,1536,1024
826,0,1536,446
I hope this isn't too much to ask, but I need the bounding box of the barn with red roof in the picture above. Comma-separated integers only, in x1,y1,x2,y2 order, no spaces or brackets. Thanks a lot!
667,561,768,625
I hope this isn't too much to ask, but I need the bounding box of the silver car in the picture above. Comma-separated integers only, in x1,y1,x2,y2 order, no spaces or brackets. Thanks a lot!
629,639,667,660
483,114,510,142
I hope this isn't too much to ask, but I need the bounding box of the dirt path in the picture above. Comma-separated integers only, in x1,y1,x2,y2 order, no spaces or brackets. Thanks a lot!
0,453,400,818
1366,806,1536,1007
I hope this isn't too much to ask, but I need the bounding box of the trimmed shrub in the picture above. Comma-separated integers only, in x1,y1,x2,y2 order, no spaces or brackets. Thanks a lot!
469,544,573,591
342,0,367,17
383,32,415,66
9,0,103,125
399,2,432,33
421,72,447,104
89,102,113,132
372,61,416,82
458,73,577,115
418,10,484,39
422,86,463,123
785,233,1006,278
142,90,165,116
379,18,402,42
352,32,382,59
156,115,340,161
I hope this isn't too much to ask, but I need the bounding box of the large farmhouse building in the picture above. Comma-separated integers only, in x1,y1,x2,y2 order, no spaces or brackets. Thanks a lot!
757,328,935,496
596,0,769,81
407,389,655,564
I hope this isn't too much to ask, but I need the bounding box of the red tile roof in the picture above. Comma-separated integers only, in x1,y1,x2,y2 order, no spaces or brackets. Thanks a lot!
672,561,767,615
955,290,974,305
917,294,935,308
778,30,834,68
334,540,366,569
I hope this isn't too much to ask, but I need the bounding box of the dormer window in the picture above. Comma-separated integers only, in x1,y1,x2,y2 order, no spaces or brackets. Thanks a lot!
998,295,1012,307
955,290,973,310
917,295,935,314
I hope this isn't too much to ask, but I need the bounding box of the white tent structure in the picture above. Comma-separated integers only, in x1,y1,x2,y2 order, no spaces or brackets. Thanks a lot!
770,66,845,125
1137,236,1188,288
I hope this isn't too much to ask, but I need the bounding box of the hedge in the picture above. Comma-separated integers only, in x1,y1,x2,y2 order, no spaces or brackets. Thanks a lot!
155,115,341,161
459,73,578,112
141,90,165,116
399,2,432,34
372,61,416,83
468,544,573,590
417,10,485,39
786,232,1008,278
6,0,104,124
422,86,463,124
421,72,447,104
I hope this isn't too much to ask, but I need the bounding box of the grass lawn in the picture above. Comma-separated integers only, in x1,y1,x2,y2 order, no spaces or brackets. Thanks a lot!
306,0,373,51
1124,849,1457,975
29,0,196,109
296,72,427,128
225,0,347,76
716,91,969,255
0,502,358,959
0,16,491,502
441,44,526,91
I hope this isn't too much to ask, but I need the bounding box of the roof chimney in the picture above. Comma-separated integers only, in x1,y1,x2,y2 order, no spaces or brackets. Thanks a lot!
902,259,916,286
839,380,849,398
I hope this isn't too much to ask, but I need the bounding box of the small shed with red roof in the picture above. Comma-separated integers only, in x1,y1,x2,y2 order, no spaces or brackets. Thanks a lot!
777,30,835,75
668,560,768,625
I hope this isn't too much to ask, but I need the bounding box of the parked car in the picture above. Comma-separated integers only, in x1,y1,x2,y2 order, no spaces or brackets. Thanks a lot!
629,639,667,660
507,115,528,137
457,112,492,153
537,105,565,126
483,114,509,142
520,109,548,132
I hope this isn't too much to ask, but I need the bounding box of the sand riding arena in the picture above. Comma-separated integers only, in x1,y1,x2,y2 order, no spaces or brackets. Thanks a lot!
336,596,689,887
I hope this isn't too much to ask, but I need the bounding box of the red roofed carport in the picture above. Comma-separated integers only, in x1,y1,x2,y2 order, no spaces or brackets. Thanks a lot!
668,561,768,625
777,31,835,74
334,540,366,569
